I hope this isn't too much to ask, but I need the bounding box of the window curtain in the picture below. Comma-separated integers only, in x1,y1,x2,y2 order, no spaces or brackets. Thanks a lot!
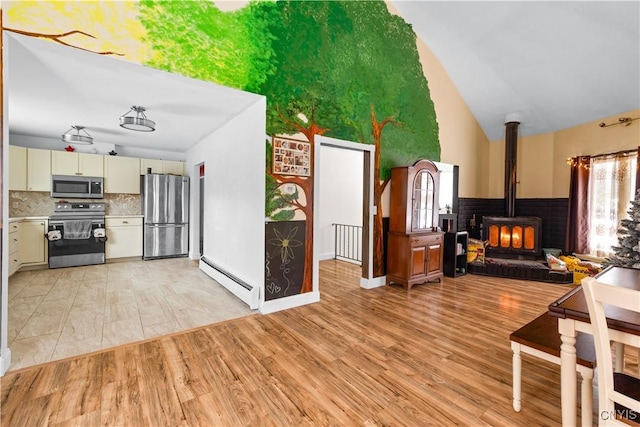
564,156,591,253
588,152,637,257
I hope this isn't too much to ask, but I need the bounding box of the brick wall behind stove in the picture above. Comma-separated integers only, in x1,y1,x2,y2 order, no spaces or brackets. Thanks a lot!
458,198,569,251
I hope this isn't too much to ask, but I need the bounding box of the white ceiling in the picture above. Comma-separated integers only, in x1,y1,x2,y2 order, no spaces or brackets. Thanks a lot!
5,32,263,155
6,2,640,151
391,1,640,140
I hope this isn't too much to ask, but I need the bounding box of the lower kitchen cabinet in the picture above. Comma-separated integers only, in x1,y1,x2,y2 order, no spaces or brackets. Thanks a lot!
386,231,444,289
106,217,143,259
19,219,48,266
8,221,20,275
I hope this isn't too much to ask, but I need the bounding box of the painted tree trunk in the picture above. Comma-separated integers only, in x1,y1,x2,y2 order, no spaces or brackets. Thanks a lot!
370,106,396,278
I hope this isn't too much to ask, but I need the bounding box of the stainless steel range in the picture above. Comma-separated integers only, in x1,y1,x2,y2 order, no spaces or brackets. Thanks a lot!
48,202,106,268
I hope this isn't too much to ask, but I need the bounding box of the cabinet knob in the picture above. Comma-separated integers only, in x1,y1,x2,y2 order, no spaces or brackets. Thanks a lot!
122,221,128,224
13,238,18,242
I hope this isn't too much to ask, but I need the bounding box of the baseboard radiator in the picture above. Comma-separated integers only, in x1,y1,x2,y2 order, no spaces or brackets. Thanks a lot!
200,257,260,309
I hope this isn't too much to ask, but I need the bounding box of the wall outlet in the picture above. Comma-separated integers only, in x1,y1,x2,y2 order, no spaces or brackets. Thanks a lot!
12,202,18,209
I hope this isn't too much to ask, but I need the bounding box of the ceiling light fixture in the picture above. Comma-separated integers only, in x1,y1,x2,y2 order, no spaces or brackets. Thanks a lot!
61,125,93,145
119,105,156,132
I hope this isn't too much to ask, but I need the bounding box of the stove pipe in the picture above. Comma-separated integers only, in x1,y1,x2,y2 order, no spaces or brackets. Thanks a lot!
504,117,520,217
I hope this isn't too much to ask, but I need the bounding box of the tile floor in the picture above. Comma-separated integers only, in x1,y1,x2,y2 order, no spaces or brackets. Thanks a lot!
7,257,255,371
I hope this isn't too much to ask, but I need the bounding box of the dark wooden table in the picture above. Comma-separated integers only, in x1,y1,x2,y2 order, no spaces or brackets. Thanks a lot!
548,265,640,426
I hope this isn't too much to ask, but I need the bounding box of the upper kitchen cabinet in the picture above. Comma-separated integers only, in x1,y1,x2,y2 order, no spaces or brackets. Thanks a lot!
27,148,52,192
104,155,140,194
9,145,27,191
163,160,185,175
140,158,185,175
9,146,52,192
51,151,104,176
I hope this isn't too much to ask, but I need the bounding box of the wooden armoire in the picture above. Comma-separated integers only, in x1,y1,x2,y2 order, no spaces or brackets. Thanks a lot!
386,159,444,289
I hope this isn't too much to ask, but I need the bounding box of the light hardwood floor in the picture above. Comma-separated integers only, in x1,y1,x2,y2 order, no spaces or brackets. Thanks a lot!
2,260,637,426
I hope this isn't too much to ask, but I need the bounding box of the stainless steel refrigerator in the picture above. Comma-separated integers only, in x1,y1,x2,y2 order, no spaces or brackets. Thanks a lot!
141,174,189,259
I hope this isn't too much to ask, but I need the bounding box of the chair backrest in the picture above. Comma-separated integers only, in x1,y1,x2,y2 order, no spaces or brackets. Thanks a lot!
581,276,640,426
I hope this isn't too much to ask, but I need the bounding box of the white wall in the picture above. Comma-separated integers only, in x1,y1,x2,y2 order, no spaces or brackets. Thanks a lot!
186,97,266,305
317,146,363,260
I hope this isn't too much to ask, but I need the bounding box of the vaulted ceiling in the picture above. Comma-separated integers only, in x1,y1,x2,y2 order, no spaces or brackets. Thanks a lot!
391,1,640,140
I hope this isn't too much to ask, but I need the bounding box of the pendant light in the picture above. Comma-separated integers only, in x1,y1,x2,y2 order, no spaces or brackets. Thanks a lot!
61,125,93,145
119,105,156,132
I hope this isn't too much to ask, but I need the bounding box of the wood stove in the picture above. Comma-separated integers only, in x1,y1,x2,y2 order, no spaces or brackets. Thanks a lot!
483,216,541,259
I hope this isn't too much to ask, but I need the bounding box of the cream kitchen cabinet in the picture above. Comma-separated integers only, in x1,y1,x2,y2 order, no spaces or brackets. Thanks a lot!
163,160,185,175
19,219,48,266
9,146,27,191
51,151,104,176
8,221,20,276
104,156,140,194
140,158,185,175
9,147,52,192
27,148,52,192
105,216,143,259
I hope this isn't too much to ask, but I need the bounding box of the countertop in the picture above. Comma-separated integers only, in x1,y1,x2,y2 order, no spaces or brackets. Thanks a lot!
9,216,49,222
10,215,144,222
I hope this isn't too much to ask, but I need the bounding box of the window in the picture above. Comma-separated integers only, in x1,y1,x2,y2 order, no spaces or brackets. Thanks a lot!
588,153,637,257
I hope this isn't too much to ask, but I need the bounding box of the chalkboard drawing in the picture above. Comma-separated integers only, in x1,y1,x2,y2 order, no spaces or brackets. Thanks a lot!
265,221,305,300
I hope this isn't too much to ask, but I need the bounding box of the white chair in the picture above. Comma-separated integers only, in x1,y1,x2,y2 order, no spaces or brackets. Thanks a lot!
582,276,640,426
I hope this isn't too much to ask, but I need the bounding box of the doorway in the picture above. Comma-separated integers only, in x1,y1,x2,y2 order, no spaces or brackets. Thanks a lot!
312,136,378,292
199,163,205,256
317,145,364,269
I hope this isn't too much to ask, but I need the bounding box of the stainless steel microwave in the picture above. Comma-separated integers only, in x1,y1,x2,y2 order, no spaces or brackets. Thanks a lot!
51,175,104,199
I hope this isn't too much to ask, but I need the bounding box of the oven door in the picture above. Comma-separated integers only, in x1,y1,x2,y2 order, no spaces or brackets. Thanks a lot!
48,217,106,268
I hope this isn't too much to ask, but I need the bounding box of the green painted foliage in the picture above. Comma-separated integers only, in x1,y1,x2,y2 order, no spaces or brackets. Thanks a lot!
324,1,440,178
138,0,277,92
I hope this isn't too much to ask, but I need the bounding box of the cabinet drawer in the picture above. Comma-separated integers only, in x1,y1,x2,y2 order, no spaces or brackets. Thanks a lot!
410,234,441,245
9,222,19,233
9,233,19,255
9,257,20,275
106,217,143,227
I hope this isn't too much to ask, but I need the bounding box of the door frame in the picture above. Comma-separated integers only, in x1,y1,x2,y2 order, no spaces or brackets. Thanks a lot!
313,135,381,291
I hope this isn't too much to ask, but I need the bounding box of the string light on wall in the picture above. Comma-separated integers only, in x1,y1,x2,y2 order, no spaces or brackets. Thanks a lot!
598,117,639,128
566,157,590,169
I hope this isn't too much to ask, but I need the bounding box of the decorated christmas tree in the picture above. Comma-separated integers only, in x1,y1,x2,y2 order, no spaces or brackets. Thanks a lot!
602,189,640,269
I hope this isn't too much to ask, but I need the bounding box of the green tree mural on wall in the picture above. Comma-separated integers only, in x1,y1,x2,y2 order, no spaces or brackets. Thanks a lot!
259,0,439,280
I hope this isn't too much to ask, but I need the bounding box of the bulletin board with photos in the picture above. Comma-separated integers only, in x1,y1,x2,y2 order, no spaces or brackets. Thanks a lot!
272,136,311,177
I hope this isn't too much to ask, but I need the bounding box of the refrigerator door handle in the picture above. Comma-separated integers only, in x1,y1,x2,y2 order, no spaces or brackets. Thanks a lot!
147,223,187,227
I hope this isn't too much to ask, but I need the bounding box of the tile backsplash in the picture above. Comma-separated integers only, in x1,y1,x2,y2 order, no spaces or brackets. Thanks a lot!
9,191,141,217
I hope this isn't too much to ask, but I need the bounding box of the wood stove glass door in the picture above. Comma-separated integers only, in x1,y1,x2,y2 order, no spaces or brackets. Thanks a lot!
412,169,435,231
